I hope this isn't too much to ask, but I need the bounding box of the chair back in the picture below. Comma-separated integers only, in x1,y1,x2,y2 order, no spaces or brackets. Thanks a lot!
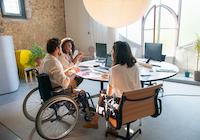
115,84,162,129
37,73,53,102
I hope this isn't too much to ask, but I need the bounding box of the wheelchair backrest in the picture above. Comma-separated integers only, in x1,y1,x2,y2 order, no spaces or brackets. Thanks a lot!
37,73,53,102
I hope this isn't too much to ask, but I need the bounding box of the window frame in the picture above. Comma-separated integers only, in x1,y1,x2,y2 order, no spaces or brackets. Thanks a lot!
0,0,26,19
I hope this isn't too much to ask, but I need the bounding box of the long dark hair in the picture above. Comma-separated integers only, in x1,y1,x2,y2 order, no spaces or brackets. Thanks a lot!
61,38,75,58
112,41,136,67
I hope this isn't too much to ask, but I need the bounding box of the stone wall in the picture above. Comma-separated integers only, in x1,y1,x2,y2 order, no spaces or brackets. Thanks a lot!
0,0,66,50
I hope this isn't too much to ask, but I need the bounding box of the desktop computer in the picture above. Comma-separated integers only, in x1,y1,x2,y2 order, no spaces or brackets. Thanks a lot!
145,43,163,61
96,43,107,60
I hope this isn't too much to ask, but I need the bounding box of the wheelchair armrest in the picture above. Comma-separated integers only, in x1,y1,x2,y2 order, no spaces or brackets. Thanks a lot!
52,87,73,95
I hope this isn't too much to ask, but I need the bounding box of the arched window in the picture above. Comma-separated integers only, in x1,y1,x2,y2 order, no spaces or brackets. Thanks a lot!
143,4,179,57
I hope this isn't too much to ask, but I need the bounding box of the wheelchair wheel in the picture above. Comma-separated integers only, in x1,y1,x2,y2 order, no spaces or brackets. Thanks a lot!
36,95,79,140
23,87,43,121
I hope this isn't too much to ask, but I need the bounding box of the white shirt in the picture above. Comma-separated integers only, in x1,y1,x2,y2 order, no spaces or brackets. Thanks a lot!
108,63,141,98
39,54,70,88
58,53,74,70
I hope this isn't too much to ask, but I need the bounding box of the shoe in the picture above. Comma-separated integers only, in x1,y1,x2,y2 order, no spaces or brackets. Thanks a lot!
83,122,98,129
106,128,118,136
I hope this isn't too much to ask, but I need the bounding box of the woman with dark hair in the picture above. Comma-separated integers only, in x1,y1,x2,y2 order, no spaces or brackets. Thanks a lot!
59,37,83,68
58,37,84,87
84,41,141,129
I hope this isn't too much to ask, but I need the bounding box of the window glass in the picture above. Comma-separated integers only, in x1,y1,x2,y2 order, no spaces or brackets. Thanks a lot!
161,0,179,14
179,0,200,46
159,29,177,56
160,8,177,28
0,0,26,18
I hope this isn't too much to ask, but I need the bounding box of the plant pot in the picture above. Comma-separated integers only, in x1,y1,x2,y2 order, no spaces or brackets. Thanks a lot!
184,71,190,78
35,57,43,67
194,71,200,81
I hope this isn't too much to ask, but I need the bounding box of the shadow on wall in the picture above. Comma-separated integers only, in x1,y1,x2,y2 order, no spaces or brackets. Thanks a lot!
118,34,142,58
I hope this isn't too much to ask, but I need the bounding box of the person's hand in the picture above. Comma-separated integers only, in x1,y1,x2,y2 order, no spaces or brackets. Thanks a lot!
69,73,76,81
64,66,80,76
77,52,84,61
73,66,80,72
138,62,153,69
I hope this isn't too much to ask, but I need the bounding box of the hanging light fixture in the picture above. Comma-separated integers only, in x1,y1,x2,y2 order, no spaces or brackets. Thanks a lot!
83,0,151,28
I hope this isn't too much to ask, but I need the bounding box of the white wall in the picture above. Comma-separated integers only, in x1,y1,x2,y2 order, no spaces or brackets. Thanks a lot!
64,0,115,54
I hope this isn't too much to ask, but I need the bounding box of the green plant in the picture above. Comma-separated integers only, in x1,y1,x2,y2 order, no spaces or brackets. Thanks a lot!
195,35,200,71
27,43,46,67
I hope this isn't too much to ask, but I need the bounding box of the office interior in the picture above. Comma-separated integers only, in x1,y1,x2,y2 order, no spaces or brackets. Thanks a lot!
0,0,200,140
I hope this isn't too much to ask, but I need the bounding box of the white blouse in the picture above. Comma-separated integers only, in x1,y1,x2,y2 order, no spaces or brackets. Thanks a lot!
58,53,74,70
39,54,70,88
108,63,141,98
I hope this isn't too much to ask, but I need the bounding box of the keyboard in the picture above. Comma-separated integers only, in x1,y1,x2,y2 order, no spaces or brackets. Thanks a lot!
99,66,109,70
156,69,176,73
94,68,109,73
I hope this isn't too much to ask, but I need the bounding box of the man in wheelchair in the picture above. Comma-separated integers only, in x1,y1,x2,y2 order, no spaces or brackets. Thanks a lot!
39,38,94,120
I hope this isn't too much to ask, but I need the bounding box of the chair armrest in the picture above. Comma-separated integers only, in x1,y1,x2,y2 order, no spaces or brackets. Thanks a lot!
52,87,73,95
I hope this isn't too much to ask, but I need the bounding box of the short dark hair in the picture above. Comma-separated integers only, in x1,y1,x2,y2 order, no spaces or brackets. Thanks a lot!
46,38,60,54
112,41,136,67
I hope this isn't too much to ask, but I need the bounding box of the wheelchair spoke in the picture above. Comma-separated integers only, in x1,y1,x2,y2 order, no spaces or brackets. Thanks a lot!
23,87,42,121
36,96,79,140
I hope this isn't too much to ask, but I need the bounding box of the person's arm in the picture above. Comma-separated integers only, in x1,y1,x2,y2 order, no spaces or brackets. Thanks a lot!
72,52,83,64
137,61,153,69
106,70,113,96
49,62,71,88
107,84,113,96
135,64,142,88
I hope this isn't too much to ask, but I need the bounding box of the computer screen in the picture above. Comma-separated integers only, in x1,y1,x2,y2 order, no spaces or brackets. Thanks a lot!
96,43,107,58
105,54,112,67
145,43,163,61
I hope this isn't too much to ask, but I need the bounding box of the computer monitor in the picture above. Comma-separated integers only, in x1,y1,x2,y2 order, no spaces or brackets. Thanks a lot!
145,43,163,61
96,43,107,58
105,54,112,68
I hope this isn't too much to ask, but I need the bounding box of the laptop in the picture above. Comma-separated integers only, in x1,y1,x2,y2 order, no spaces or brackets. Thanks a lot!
99,54,112,70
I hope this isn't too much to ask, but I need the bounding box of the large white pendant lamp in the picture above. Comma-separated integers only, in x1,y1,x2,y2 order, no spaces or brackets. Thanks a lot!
83,0,151,28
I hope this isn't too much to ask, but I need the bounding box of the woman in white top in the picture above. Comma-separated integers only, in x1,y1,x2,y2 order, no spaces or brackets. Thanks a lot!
58,37,84,87
59,37,83,69
84,41,141,129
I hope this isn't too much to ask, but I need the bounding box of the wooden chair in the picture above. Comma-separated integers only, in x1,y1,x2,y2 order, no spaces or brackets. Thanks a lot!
105,84,162,140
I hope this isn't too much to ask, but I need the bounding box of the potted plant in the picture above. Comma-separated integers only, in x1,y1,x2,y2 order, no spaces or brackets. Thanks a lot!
27,43,46,67
184,55,190,78
194,35,200,81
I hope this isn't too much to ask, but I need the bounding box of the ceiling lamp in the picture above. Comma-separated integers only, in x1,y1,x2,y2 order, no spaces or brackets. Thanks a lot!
83,0,151,28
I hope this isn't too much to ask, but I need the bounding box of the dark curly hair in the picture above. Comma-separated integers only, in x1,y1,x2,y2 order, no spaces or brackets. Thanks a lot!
61,38,75,58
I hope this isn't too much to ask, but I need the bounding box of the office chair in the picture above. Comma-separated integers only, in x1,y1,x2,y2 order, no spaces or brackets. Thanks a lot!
105,84,162,140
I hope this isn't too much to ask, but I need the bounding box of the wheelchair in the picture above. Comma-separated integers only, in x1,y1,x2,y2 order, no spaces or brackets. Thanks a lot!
23,69,95,140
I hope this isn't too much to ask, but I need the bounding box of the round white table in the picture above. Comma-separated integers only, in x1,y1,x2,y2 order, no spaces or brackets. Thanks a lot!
77,59,179,89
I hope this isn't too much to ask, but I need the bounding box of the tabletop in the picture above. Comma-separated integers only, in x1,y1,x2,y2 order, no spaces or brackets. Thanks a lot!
76,59,179,83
